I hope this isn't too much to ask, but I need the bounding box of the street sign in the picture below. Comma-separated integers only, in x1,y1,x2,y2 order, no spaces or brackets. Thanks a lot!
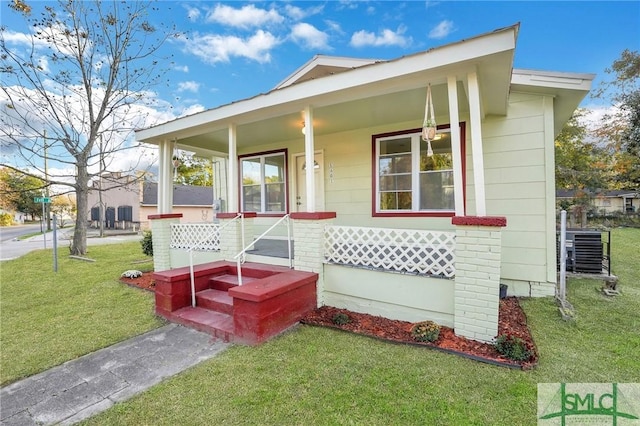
34,197,51,203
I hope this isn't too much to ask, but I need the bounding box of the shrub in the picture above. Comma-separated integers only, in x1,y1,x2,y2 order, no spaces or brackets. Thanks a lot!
331,312,350,325
494,334,533,361
411,320,441,342
140,230,153,257
0,213,13,226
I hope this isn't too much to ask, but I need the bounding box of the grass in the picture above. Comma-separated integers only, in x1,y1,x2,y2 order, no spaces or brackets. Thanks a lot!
79,228,640,425
0,242,164,386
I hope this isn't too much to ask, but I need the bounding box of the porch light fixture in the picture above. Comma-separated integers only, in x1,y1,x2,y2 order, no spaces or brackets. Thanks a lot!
422,83,436,157
302,160,320,170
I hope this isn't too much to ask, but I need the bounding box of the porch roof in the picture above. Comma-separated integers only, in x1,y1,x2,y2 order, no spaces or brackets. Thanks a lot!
135,23,592,155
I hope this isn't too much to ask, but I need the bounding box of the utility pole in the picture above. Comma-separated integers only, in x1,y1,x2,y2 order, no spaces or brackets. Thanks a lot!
44,130,51,231
99,135,105,237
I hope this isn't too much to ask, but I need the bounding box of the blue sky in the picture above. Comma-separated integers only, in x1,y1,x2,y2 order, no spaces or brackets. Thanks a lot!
5,0,637,115
149,0,639,112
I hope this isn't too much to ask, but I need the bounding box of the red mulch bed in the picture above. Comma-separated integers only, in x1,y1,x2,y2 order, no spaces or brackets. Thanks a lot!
119,272,537,369
300,298,538,369
120,271,156,292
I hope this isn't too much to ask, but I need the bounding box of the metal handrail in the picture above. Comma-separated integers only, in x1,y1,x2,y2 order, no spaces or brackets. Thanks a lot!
234,214,291,286
187,214,242,307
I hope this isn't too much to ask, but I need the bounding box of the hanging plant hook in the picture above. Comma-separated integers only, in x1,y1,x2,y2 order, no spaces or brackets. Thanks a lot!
172,138,181,182
422,83,436,157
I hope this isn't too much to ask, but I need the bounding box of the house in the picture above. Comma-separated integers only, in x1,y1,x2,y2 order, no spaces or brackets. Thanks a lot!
557,189,640,214
86,173,215,230
136,24,594,345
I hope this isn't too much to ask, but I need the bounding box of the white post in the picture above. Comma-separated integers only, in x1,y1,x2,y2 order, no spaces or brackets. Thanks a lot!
228,124,238,212
467,71,487,216
447,75,464,216
304,106,315,213
559,210,567,301
157,140,173,214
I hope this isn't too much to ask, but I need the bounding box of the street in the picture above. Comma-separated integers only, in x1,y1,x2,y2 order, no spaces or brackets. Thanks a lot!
0,223,43,242
0,225,142,261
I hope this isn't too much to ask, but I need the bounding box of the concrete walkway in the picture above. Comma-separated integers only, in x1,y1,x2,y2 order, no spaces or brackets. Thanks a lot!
1,324,230,425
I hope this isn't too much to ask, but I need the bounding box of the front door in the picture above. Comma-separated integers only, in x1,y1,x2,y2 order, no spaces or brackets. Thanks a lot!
295,152,324,212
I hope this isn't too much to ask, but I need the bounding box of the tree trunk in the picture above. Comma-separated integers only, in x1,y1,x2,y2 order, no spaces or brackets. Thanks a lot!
71,166,89,255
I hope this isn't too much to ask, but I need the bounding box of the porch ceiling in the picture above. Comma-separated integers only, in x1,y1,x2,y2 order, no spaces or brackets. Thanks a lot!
177,82,470,154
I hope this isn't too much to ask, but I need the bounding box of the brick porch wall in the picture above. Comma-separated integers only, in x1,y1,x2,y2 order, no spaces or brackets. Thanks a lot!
452,216,507,342
148,214,183,272
291,212,336,307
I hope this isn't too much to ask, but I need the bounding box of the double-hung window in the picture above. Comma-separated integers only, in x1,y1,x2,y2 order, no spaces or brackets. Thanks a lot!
373,124,464,216
240,150,287,214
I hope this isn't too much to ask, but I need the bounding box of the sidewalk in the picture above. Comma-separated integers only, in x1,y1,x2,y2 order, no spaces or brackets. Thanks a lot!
0,324,230,425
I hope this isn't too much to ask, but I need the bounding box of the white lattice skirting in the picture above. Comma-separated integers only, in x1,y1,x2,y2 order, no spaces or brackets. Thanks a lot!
170,223,220,251
324,225,456,278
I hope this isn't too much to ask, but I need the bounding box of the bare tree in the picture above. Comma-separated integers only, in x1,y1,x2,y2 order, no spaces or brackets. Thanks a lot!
1,0,175,254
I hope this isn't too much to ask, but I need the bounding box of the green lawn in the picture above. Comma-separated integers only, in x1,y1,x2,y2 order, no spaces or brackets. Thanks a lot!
81,228,640,425
0,242,164,386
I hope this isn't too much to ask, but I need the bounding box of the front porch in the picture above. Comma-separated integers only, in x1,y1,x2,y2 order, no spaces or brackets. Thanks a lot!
150,212,506,344
153,260,317,345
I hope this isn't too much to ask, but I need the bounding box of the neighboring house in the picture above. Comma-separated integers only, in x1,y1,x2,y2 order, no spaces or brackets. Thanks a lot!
136,25,594,343
141,182,215,225
557,189,640,214
87,173,214,230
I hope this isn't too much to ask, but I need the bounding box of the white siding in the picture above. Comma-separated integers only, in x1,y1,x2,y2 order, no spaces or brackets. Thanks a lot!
237,94,557,296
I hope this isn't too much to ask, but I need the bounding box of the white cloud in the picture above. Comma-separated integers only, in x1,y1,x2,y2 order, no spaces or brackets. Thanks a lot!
2,25,84,57
0,82,174,180
284,4,325,20
290,23,330,50
1,29,48,49
177,81,200,93
580,104,622,131
428,20,455,39
324,20,344,35
285,4,306,20
350,26,412,48
185,5,201,22
206,4,284,29
178,104,205,118
182,30,281,64
174,65,189,73
36,56,50,73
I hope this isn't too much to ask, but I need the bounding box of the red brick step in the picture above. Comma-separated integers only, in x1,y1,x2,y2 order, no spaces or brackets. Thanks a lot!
196,288,233,315
171,306,234,342
209,274,255,291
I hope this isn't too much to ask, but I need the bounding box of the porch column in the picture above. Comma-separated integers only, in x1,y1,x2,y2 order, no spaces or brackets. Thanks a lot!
217,212,255,261
467,71,487,216
447,75,465,216
228,124,238,212
452,216,506,342
291,212,336,307
213,157,228,214
148,213,182,272
157,139,174,214
303,106,315,213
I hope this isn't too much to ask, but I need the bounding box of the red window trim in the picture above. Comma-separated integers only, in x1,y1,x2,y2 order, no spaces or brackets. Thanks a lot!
238,148,289,215
371,123,466,218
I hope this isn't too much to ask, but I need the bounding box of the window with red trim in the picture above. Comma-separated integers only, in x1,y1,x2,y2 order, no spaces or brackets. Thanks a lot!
372,124,465,217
